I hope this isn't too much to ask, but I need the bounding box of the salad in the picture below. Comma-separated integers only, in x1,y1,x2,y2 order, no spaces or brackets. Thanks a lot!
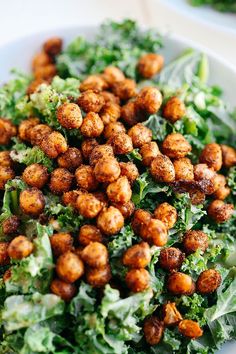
189,0,236,12
0,19,236,354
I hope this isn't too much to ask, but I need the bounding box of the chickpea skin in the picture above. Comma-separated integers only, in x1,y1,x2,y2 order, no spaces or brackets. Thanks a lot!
208,200,234,223
154,202,177,229
8,236,34,260
135,87,163,115
94,157,121,183
78,90,105,113
141,219,168,246
18,117,40,142
221,144,236,168
80,112,104,138
126,268,150,292
183,230,209,254
112,79,136,100
76,193,102,218
50,233,73,257
57,103,82,129
196,269,221,294
43,37,63,56
178,320,203,339
150,155,175,183
112,200,135,219
97,206,124,236
57,147,83,171
138,53,164,79
119,162,139,184
0,242,10,265
40,131,68,159
123,242,151,268
109,132,133,155
163,303,183,326
159,247,184,271
100,102,121,125
162,133,192,159
103,66,125,86
50,278,76,302
143,316,164,345
173,158,194,181
81,242,108,268
106,176,132,204
199,143,222,171
103,121,126,140
89,144,114,167
22,163,49,189
86,264,111,288
49,168,73,195
167,272,195,295
2,215,20,235
20,188,45,216
81,139,98,160
131,209,152,235
80,75,108,92
56,251,84,283
30,124,52,146
78,225,102,246
140,141,160,167
121,101,140,127
0,167,15,190
128,123,152,148
0,151,13,168
162,96,186,123
0,118,17,145
75,165,98,191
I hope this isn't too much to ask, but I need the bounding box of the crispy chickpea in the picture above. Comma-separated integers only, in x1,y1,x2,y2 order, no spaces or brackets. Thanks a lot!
8,235,34,260
131,209,152,235
141,219,168,246
18,117,40,142
221,144,236,168
43,37,62,56
121,101,140,127
34,64,57,80
103,66,125,86
89,144,114,167
94,157,121,183
159,247,184,271
208,200,234,223
163,303,183,326
112,200,135,219
100,102,121,125
50,278,76,302
20,188,45,216
106,176,132,204
57,103,82,129
128,123,152,148
183,230,208,254
76,193,102,218
40,131,68,158
0,242,10,265
56,251,84,283
0,167,15,190
0,118,17,145
81,139,98,160
81,242,108,268
32,51,52,70
86,264,111,288
75,165,98,191
49,168,73,194
196,269,221,294
0,151,13,168
150,155,175,183
143,316,164,345
97,206,124,235
50,232,73,257
100,91,120,104
214,185,231,200
178,320,203,339
140,141,160,167
126,268,150,292
162,133,192,159
135,87,162,115
103,121,126,140
109,132,133,155
62,190,82,208
138,53,164,79
2,215,19,235
167,272,195,295
194,163,216,194
199,143,222,171
123,242,151,268
173,158,194,181
57,147,83,171
78,225,102,246
112,79,136,101
78,90,105,113
190,190,206,205
80,112,104,138
27,78,48,95
154,202,177,229
162,96,186,123
119,161,139,184
80,75,108,92
30,124,52,146
93,191,108,208
22,163,49,188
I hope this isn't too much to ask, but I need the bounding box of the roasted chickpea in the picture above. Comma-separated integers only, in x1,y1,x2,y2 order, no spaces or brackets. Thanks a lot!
123,242,151,268
121,101,140,127
34,64,57,80
103,121,126,140
86,264,111,288
196,269,221,294
0,118,17,145
183,230,208,254
163,303,183,326
112,200,135,219
81,139,98,160
97,206,124,235
57,103,82,129
178,320,203,339
162,96,186,123
189,190,206,205
0,167,15,189
103,66,125,86
75,165,98,191
2,215,20,235
194,163,216,194
221,144,236,168
141,219,168,246
119,161,139,184
140,141,160,167
154,202,177,229
138,53,164,79
78,225,102,246
49,168,73,194
135,87,162,115
208,200,234,223
173,157,194,181
18,117,40,142
76,193,102,218
32,51,52,70
80,75,108,92
94,157,121,183
57,147,83,171
62,190,82,208
0,242,10,265
162,133,192,159
126,268,150,292
89,144,114,167
30,124,52,146
131,209,152,235
93,191,108,208
167,272,195,295
100,102,121,125
159,247,184,271
27,78,48,95
143,316,164,345
78,90,105,113
150,155,175,183
50,232,73,257
0,151,13,168
80,112,104,138
214,185,231,200
128,123,152,148
20,188,45,216
112,79,136,100
100,91,120,104
106,176,132,204
22,163,49,188
43,37,62,56
50,278,76,301
199,143,222,171
109,132,133,155
8,235,34,260
81,242,108,268
56,251,84,283
40,131,68,158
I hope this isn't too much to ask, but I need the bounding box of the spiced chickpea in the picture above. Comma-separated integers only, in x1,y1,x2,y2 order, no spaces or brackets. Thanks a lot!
75,165,98,191
199,143,222,171
19,188,45,216
81,139,98,160
81,242,108,268
86,264,111,288
214,185,230,200
159,247,184,271
221,144,236,168
57,103,83,129
141,219,168,246
208,200,234,223
40,131,68,158
49,168,73,194
138,53,164,79
154,202,177,229
103,121,126,140
131,209,152,235
89,144,114,167
103,66,125,85
162,96,186,123
135,87,162,115
121,101,140,126
150,155,175,183
0,167,15,189
123,242,151,268
189,190,206,206
140,141,160,167
167,272,195,295
43,37,62,56
162,133,192,159
50,232,73,257
30,124,52,146
0,118,17,145
107,176,132,204
100,102,121,125
0,243,10,265
143,316,164,345
18,117,40,142
2,215,20,235
112,200,135,219
173,158,194,181
194,163,216,194
94,157,121,183
183,230,209,254
125,268,150,292
78,225,102,246
119,162,139,184
8,235,34,260
97,206,124,235
62,190,82,208
93,191,108,208
128,123,152,148
50,278,76,302
32,52,52,70
80,75,108,92
100,91,120,104
112,79,136,100
163,303,183,326
80,112,104,138
196,269,221,294
57,147,83,171
109,132,133,155
22,163,49,189
76,193,102,218
0,151,13,168
34,64,57,80
56,251,84,283
78,90,105,113
178,320,203,339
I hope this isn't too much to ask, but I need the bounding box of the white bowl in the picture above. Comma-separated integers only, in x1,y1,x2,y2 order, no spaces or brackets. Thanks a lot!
0,25,235,354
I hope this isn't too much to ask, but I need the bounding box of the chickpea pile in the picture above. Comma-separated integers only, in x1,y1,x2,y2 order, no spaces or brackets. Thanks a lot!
0,36,235,348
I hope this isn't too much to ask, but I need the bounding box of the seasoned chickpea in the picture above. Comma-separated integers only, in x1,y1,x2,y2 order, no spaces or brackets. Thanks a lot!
194,163,216,194
50,278,76,302
143,316,164,345
50,232,73,257
20,188,45,216
32,51,52,70
103,121,126,140
189,190,206,205
81,138,98,160
2,215,19,235
94,157,121,183
62,190,82,208
81,242,108,267
121,101,140,127
112,79,136,100
93,191,108,208
154,202,177,229
128,123,152,148
196,269,221,294
106,176,132,204
0,167,15,190
0,242,10,265
0,151,13,168
208,200,234,223
138,53,164,79
57,103,82,129
199,143,222,171
214,185,231,200
76,193,102,218
8,235,34,260
80,112,104,138
162,96,186,123
40,131,68,158
0,118,17,145
126,268,150,292
86,264,111,288
78,225,102,246
22,163,49,188
123,242,151,268
97,206,124,235
167,272,195,295
150,155,175,183
131,209,152,235
57,147,83,171
119,161,139,184
109,132,133,155
178,320,203,339
159,247,184,271
163,303,183,326
221,144,236,168
27,78,48,95
43,37,63,56
80,74,108,92
56,251,84,283
100,102,121,125
78,90,105,113
135,87,162,115
173,158,194,181
183,230,208,254
18,117,40,142
112,200,135,219
49,168,73,194
89,144,114,167
140,141,160,167
34,64,57,80
75,165,98,191
162,133,192,159
100,91,120,104
30,124,52,146
103,66,125,86
141,219,168,246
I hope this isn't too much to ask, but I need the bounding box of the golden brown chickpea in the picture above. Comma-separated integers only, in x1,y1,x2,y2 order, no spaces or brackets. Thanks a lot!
49,168,73,194
75,165,98,191
109,132,133,155
135,87,162,115
27,78,48,95
81,242,108,267
56,251,84,283
62,190,82,208
123,242,151,268
150,155,175,183
183,230,208,254
57,103,82,129
2,215,20,235
193,163,216,194
141,219,168,246
29,124,52,146
173,158,194,181
93,191,108,208
50,232,73,257
80,112,104,138
0,118,17,145
143,316,164,345
131,209,152,235
214,185,231,200
0,242,10,265
0,151,13,168
162,133,192,159
178,320,203,339
0,167,15,190
76,193,102,219
89,144,114,167
34,64,57,80
22,163,49,189
140,142,160,167
221,144,236,168
126,268,150,293
162,303,183,326
196,269,221,294
18,117,40,142
112,79,136,101
43,37,63,56
103,121,126,140
80,75,108,92
121,101,140,127
50,278,76,302
86,264,111,288
19,188,45,216
138,53,164,79
77,90,105,113
112,200,135,219
162,96,186,123
119,162,139,185
213,174,228,192
100,91,120,104
106,176,132,204
154,202,177,229
103,66,125,86
97,206,124,235
32,52,53,70
78,225,102,246
40,131,68,158
128,123,152,148
57,147,83,171
100,102,121,125
159,247,184,271
167,272,195,295
199,143,222,171
94,157,121,183
208,200,234,223
8,235,34,260
189,190,206,206
81,139,98,160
